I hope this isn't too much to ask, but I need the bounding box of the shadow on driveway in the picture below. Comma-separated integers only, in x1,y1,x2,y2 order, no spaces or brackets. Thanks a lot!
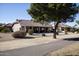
63,37,79,41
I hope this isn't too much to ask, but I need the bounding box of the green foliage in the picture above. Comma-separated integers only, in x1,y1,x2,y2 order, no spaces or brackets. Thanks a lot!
28,3,79,38
28,29,33,35
27,4,50,23
1,28,11,33
0,27,11,33
75,29,79,33
28,3,78,23
0,27,4,32
12,31,26,38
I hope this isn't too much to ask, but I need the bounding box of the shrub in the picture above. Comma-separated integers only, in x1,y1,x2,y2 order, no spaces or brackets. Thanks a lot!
28,29,33,35
0,27,4,32
76,29,79,33
12,31,26,38
0,27,11,33
1,28,11,33
42,33,46,36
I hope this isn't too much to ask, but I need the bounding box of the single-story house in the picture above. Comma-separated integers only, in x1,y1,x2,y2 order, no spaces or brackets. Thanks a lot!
5,23,13,32
12,19,53,33
50,22,71,32
58,23,70,32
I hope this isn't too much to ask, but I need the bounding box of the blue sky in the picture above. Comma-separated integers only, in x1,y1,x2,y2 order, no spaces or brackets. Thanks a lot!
0,3,79,27
0,3,32,23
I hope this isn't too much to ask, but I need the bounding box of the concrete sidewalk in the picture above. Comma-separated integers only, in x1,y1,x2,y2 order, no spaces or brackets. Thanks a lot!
0,33,79,51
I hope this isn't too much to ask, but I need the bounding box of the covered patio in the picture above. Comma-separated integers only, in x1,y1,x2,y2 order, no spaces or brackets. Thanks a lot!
21,26,52,33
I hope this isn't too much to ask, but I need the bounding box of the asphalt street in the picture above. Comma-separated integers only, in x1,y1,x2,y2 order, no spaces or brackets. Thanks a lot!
0,38,79,56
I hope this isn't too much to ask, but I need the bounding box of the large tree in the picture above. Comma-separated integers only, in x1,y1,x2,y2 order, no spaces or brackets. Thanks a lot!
27,3,79,39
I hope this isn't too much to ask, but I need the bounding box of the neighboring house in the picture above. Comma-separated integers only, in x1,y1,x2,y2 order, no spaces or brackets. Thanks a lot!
50,22,70,32
58,23,70,32
4,23,13,32
0,23,6,27
0,23,13,32
12,19,53,33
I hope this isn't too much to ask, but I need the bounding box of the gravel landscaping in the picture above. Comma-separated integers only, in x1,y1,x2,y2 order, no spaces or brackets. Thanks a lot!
0,33,15,42
47,42,79,56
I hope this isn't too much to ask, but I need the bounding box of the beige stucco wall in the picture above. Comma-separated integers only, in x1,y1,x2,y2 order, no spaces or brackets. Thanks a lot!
12,23,21,32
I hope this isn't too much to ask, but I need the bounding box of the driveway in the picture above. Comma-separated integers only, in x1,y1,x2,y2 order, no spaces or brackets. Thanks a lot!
0,38,79,56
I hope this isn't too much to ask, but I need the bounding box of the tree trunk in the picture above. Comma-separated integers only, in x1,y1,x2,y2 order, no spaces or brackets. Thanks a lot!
53,21,60,39
53,29,57,39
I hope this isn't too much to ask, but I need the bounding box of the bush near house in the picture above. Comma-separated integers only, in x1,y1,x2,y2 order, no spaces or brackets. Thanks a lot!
64,27,69,34
76,29,79,33
42,33,46,36
12,31,26,38
28,29,33,35
0,27,11,33
0,27,4,32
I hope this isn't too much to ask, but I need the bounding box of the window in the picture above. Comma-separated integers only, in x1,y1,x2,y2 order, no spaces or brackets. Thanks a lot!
20,26,25,30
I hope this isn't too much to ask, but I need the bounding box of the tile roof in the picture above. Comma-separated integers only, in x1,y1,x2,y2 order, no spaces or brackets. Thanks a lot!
16,20,52,27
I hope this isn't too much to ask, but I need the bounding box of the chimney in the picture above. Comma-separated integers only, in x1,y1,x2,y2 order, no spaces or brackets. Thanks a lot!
16,19,22,22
